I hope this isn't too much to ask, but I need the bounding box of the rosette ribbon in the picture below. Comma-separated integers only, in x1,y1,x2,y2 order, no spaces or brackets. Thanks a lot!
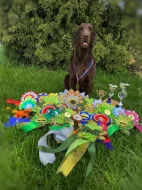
108,116,134,136
16,113,55,132
124,110,142,133
92,114,113,150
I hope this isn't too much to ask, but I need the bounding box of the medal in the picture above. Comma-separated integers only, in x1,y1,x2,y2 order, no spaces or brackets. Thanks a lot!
76,82,79,90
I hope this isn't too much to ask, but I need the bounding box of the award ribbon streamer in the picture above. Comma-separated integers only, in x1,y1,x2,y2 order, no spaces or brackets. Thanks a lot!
38,134,77,153
57,142,89,177
49,124,71,131
85,142,96,179
4,117,30,127
108,124,120,137
65,139,89,156
18,121,41,132
38,127,74,165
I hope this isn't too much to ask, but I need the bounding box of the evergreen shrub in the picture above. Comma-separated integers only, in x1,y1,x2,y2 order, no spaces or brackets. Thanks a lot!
0,0,136,71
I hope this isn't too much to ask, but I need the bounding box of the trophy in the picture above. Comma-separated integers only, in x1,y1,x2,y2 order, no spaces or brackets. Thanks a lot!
96,90,107,101
118,83,129,107
93,90,107,108
107,84,118,104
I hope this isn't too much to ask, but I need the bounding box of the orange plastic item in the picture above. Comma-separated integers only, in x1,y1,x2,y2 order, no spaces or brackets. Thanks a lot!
15,109,32,118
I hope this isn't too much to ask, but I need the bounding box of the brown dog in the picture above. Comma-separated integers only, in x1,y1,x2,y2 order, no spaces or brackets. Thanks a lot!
64,23,96,96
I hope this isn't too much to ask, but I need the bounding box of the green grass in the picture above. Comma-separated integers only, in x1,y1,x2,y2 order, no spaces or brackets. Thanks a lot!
0,46,142,190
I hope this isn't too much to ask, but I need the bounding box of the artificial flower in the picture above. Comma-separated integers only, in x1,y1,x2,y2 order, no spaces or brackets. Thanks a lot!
64,95,80,109
19,98,36,110
85,120,102,131
92,99,102,109
115,115,134,130
37,93,48,102
113,106,125,117
84,104,96,114
40,105,57,114
95,102,114,118
124,110,140,123
77,132,97,142
21,91,38,101
42,96,60,105
64,112,71,118
80,111,92,122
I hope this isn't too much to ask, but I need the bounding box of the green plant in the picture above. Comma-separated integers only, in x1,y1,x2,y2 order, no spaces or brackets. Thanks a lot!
1,0,141,72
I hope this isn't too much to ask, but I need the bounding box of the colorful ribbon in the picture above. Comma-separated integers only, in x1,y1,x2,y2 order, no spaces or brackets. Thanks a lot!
17,121,41,132
108,124,119,136
85,142,96,179
4,117,30,127
38,127,74,165
57,142,89,177
49,124,71,131
6,99,20,105
74,60,94,85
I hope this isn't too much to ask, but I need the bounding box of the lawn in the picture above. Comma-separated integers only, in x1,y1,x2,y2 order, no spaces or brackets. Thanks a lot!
0,46,142,190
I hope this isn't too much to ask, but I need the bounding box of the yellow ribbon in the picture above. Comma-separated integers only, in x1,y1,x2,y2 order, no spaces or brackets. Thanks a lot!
57,142,89,177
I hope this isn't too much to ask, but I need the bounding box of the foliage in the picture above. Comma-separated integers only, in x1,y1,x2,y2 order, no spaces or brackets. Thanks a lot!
0,0,141,72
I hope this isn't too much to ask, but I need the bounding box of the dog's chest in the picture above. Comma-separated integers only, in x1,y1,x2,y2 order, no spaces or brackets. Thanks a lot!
75,63,90,81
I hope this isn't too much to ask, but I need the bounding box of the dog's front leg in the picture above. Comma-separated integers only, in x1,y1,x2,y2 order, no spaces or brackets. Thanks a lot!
69,77,76,90
80,78,93,96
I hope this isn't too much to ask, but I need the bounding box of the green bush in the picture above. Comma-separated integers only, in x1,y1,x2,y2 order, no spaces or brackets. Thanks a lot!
0,0,139,71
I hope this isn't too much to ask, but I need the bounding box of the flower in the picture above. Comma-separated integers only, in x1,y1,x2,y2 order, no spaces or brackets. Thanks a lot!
37,93,48,102
64,112,71,118
40,105,56,114
58,89,88,109
64,108,75,116
19,98,36,110
104,109,111,116
77,132,97,142
21,91,38,101
84,104,96,114
96,102,114,118
124,110,140,123
59,89,88,100
86,120,102,131
92,99,102,108
64,95,80,109
113,106,125,117
115,115,134,130
42,96,60,105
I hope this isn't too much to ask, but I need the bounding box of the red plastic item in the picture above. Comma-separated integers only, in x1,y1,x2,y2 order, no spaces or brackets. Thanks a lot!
6,99,21,106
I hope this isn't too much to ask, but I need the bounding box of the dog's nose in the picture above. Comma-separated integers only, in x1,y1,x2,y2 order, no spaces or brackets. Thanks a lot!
84,33,89,38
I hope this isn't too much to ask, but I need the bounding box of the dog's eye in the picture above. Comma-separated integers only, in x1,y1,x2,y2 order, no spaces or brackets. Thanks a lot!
89,27,92,31
80,26,83,30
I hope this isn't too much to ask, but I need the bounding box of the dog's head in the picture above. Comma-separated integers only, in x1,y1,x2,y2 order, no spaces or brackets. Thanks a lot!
73,23,95,50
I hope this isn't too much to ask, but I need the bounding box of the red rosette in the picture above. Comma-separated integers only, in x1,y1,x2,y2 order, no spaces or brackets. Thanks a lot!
40,105,56,114
92,114,110,124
